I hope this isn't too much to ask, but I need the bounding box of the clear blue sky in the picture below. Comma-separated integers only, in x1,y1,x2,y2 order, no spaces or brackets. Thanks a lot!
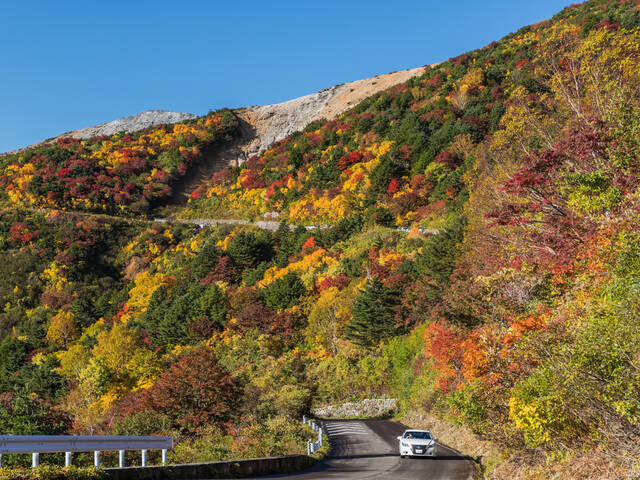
0,0,572,153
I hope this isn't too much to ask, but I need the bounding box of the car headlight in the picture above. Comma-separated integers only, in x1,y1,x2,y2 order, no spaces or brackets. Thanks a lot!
401,442,410,447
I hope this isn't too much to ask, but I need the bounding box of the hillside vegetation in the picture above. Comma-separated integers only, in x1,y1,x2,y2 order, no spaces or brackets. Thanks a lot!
0,110,239,214
0,0,639,477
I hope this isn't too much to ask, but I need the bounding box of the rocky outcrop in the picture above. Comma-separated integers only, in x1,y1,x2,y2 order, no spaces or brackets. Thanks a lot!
235,66,427,162
312,398,397,419
63,110,197,139
2,110,197,156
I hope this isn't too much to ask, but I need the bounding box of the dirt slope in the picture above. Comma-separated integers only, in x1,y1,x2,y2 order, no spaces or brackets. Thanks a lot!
235,66,427,162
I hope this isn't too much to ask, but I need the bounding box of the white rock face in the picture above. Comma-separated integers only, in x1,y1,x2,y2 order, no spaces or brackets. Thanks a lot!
237,66,427,161
66,110,198,139
238,86,343,159
312,398,398,419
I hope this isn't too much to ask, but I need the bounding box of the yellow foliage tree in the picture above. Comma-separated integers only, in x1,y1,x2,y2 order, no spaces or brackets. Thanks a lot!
64,357,111,434
45,310,79,348
92,323,139,382
56,344,91,379
125,349,163,390
120,271,167,322
306,286,356,356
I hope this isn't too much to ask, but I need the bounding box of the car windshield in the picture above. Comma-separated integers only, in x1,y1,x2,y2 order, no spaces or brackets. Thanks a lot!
404,431,432,439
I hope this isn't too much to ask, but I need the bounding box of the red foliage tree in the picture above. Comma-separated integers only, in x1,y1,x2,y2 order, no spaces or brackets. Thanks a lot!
317,275,351,291
485,121,614,268
424,321,465,392
426,73,441,88
10,222,40,244
389,191,423,217
211,168,234,185
434,151,459,168
301,236,317,250
113,347,240,434
338,151,362,170
201,256,237,285
239,169,265,189
229,287,299,338
387,178,400,196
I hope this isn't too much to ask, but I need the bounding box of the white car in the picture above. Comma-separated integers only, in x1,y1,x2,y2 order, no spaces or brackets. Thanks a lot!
397,429,437,458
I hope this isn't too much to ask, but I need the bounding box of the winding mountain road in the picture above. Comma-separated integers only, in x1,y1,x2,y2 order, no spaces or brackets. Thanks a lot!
242,419,475,480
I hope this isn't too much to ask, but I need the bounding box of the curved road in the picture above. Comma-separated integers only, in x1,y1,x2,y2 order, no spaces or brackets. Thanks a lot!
245,419,475,480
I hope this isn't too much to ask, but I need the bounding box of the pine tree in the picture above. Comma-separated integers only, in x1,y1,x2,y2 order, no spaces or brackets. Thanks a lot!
414,217,466,310
344,278,400,348
262,272,305,310
227,230,273,268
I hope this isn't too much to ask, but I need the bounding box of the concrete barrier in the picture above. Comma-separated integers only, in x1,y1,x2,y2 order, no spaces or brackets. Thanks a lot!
105,454,315,480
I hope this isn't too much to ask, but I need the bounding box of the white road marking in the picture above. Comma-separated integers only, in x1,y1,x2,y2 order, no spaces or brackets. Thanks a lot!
323,421,369,436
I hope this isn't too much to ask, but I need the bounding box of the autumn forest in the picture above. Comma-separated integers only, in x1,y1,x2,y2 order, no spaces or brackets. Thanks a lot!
1,0,640,477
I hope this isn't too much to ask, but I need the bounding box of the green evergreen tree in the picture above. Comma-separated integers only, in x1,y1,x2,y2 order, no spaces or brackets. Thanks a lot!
227,230,273,268
262,272,305,310
191,239,221,278
415,217,465,286
344,278,400,348
198,283,228,328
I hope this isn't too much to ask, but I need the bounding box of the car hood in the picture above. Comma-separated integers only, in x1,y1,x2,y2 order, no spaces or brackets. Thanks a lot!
402,439,435,446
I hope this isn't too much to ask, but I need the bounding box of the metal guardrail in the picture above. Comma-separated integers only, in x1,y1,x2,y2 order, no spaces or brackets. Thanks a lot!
0,435,172,468
153,217,442,235
302,416,323,454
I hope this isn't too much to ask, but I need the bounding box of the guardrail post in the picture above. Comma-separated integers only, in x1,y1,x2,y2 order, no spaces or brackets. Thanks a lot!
307,440,311,455
318,428,322,446
0,435,172,467
302,415,306,425
119,449,125,468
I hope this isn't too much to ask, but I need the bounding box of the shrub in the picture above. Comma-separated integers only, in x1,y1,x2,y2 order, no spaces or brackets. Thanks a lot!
0,466,106,480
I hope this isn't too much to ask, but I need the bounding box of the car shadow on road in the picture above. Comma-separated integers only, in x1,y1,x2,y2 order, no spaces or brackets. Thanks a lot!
329,453,399,460
407,455,471,461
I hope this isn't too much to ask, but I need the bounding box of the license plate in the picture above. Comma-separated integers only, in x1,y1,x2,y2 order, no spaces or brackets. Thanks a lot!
415,449,424,453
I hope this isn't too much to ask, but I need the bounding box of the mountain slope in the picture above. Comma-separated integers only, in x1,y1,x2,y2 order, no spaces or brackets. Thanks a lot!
1,67,425,206
235,66,426,161
1,110,198,156
64,110,199,140
1,67,424,161
168,66,426,204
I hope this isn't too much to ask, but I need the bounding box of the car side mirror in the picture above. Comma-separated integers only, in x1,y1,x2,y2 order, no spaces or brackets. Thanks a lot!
397,436,402,440
434,438,438,442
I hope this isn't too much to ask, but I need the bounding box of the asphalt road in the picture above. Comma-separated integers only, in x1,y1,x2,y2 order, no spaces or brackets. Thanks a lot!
253,419,475,480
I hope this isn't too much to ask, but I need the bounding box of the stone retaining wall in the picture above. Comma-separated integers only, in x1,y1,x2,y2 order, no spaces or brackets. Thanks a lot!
312,398,397,418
